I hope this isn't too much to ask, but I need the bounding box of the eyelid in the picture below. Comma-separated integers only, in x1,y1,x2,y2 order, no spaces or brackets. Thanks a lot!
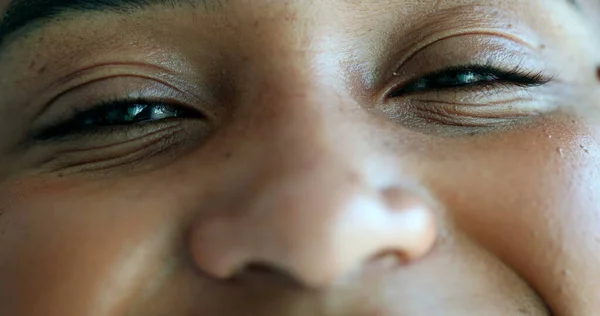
30,74,216,135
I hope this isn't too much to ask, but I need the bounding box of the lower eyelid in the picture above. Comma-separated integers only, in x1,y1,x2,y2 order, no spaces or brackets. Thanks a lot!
409,97,543,120
414,97,527,107
414,103,531,120
37,122,192,174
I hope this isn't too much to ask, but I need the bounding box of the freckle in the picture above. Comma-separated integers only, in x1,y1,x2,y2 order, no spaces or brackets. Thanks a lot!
28,60,36,69
37,66,47,75
507,24,513,28
539,44,546,50
224,152,233,159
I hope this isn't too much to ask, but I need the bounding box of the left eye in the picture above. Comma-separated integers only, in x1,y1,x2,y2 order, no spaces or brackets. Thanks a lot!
389,64,550,97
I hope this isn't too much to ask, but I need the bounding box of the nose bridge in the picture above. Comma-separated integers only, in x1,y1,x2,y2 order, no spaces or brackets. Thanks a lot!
188,61,437,288
227,55,369,170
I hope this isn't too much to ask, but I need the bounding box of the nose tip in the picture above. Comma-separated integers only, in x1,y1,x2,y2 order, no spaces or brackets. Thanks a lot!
188,188,437,288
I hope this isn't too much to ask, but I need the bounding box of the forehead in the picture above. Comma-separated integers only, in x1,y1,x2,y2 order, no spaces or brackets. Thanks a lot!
0,0,578,37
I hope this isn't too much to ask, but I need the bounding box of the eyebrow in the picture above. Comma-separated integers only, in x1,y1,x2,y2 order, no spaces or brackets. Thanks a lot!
0,0,218,50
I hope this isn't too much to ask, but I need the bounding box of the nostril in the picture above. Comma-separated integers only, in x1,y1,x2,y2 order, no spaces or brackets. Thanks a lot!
233,262,304,287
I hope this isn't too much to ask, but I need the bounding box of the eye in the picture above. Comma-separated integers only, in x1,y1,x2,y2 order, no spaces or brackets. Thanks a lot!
389,64,551,97
34,99,204,140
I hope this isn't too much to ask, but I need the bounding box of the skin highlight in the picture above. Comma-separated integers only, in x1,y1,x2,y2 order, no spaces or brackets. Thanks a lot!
0,0,599,315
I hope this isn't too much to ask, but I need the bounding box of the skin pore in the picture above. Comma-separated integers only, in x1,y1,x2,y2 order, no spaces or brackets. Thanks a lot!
0,0,599,315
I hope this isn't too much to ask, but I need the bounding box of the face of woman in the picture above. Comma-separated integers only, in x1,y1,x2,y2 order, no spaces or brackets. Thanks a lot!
0,0,599,315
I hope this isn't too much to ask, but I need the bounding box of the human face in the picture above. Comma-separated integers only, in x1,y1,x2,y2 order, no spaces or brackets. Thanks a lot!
0,0,599,315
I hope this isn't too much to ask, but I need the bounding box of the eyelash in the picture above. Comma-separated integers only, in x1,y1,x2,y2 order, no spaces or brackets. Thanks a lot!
33,99,204,141
33,64,551,141
389,64,552,97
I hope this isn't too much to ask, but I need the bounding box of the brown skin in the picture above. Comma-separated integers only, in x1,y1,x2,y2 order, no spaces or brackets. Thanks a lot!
0,0,599,315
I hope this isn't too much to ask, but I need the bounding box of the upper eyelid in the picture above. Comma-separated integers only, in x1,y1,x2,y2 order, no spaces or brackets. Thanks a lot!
30,73,214,122
389,30,542,80
26,61,211,121
39,73,187,119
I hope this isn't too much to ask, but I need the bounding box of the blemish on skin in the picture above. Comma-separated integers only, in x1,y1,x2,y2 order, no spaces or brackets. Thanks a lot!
579,145,589,154
28,60,36,70
37,66,47,75
539,44,546,50
284,13,297,22
224,152,233,159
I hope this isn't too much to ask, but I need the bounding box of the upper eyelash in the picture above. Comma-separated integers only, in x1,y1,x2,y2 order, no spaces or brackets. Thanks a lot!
389,64,553,97
32,98,203,141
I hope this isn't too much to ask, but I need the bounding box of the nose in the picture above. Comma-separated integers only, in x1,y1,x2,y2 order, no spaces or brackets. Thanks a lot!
188,87,437,288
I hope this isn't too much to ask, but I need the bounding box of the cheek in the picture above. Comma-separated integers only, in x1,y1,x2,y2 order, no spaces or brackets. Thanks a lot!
0,178,178,316
424,114,600,313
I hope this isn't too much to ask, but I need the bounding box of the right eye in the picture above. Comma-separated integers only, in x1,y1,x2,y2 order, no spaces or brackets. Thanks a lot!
34,99,205,140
